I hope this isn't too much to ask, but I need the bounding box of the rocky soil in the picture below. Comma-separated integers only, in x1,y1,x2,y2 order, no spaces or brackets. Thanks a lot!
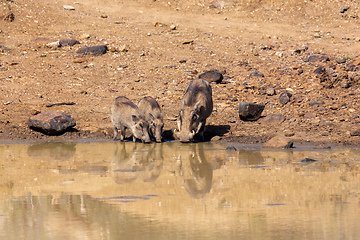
1,0,360,146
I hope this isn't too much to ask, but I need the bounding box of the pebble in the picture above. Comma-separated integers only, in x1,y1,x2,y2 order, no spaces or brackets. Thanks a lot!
350,129,360,136
263,135,293,148
182,40,193,44
45,41,60,48
339,6,350,13
63,5,75,10
279,92,292,105
59,39,80,47
313,67,326,75
169,25,176,30
249,71,264,77
79,34,90,40
73,58,85,63
179,58,186,63
309,99,325,107
261,114,285,124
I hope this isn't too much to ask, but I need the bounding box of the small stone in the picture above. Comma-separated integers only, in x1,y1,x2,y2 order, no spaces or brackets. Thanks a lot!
73,58,85,63
350,129,360,136
27,111,76,135
79,34,91,40
63,5,75,10
182,40,193,44
261,114,285,124
169,25,176,30
45,41,60,48
249,71,264,77
199,70,223,83
59,39,80,47
300,158,317,163
266,87,275,96
279,92,292,105
179,58,187,63
263,135,293,148
238,102,265,121
313,67,326,75
119,45,128,52
76,45,108,56
339,6,350,13
284,130,295,137
100,14,108,18
309,99,325,107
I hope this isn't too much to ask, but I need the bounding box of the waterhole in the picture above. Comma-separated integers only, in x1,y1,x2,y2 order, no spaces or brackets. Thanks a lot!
0,141,359,239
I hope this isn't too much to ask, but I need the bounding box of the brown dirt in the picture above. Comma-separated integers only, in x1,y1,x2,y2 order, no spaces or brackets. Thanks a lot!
1,0,360,146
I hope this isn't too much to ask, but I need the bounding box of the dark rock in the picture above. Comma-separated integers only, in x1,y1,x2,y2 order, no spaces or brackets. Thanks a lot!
313,67,326,74
309,99,325,106
250,71,264,77
306,55,330,63
300,158,317,163
263,135,293,148
238,102,265,121
199,70,224,83
279,92,292,105
350,129,360,136
59,39,80,47
261,114,285,124
339,6,350,13
336,59,346,64
76,45,108,56
346,64,359,72
27,112,76,135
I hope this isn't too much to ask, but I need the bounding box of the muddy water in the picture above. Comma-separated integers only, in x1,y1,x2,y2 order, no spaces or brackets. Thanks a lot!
0,141,359,240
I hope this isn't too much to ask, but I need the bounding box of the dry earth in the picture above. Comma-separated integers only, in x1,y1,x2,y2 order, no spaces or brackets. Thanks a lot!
1,0,360,146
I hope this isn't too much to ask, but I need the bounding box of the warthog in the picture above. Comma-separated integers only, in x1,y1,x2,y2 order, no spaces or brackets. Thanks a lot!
138,96,164,143
110,96,151,143
175,78,213,142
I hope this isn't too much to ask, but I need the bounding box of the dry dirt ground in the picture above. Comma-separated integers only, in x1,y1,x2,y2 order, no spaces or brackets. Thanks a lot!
1,0,360,146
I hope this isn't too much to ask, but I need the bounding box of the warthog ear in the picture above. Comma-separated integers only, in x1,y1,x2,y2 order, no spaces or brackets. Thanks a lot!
195,101,205,115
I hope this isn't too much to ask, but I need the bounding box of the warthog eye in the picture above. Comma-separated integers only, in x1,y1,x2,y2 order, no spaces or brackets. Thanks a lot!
138,122,143,128
192,113,198,121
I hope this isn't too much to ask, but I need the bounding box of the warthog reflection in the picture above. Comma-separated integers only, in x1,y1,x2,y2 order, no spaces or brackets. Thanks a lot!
110,142,163,184
177,143,213,199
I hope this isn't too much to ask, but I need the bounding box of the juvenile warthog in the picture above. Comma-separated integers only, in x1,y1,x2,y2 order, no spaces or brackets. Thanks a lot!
138,96,164,143
175,78,213,142
110,96,151,143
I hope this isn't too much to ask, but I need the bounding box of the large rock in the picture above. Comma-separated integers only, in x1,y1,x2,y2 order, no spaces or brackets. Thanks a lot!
238,102,265,121
199,70,223,83
261,114,285,124
263,135,293,148
76,45,108,56
27,112,76,135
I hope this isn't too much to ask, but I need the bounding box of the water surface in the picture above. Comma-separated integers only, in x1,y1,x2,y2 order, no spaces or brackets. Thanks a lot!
0,141,359,239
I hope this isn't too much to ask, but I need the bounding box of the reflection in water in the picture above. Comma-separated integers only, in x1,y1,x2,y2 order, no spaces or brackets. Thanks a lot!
178,144,213,199
27,142,76,161
0,142,359,240
111,143,163,184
